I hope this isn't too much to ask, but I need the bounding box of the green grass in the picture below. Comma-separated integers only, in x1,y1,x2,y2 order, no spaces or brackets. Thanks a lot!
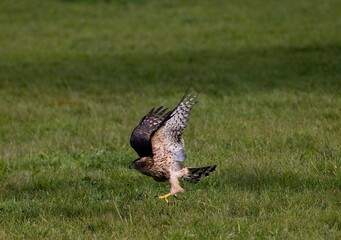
1,0,341,238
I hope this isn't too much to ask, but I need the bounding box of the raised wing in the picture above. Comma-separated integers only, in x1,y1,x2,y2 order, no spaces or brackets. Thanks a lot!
130,106,172,157
151,90,198,162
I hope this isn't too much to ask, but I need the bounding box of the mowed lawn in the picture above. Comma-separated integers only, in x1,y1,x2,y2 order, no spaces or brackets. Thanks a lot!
0,0,341,238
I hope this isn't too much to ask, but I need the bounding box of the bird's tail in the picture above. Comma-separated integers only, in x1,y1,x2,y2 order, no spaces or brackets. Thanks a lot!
182,165,217,183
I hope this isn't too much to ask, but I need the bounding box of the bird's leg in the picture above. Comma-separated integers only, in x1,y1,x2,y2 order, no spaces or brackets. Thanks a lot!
157,176,184,203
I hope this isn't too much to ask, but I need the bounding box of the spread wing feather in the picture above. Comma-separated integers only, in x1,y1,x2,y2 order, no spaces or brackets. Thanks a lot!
130,106,172,157
151,90,198,162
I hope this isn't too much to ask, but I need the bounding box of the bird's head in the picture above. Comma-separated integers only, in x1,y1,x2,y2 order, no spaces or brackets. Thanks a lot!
129,157,153,171
129,158,140,169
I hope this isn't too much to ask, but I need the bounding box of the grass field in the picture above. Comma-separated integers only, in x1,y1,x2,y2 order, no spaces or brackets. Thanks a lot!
1,0,341,238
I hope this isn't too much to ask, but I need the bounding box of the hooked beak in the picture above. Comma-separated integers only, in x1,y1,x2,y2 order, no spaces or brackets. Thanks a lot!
129,159,138,169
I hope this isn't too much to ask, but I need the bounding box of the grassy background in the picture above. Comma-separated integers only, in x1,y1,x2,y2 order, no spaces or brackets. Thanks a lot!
1,0,341,238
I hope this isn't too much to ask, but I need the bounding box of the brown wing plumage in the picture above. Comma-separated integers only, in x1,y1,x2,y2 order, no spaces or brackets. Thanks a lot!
130,106,172,157
151,90,198,162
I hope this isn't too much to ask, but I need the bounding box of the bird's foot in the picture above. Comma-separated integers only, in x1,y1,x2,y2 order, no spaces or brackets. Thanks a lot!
157,193,171,203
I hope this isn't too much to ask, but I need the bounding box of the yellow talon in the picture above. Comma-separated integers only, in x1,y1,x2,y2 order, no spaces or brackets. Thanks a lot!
158,193,171,203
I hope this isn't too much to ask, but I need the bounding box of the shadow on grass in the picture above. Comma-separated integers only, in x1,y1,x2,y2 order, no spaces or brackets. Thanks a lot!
2,44,341,96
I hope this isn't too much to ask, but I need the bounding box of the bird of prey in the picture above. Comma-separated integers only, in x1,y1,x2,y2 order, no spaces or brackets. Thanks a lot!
129,90,216,203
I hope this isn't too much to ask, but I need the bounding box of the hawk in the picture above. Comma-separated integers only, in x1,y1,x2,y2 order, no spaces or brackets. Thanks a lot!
129,90,216,203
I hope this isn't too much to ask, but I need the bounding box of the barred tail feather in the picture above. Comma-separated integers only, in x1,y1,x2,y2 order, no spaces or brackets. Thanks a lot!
183,165,217,183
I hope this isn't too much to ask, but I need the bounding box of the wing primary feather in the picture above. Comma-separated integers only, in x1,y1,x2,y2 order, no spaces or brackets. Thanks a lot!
151,88,198,162
154,106,163,113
